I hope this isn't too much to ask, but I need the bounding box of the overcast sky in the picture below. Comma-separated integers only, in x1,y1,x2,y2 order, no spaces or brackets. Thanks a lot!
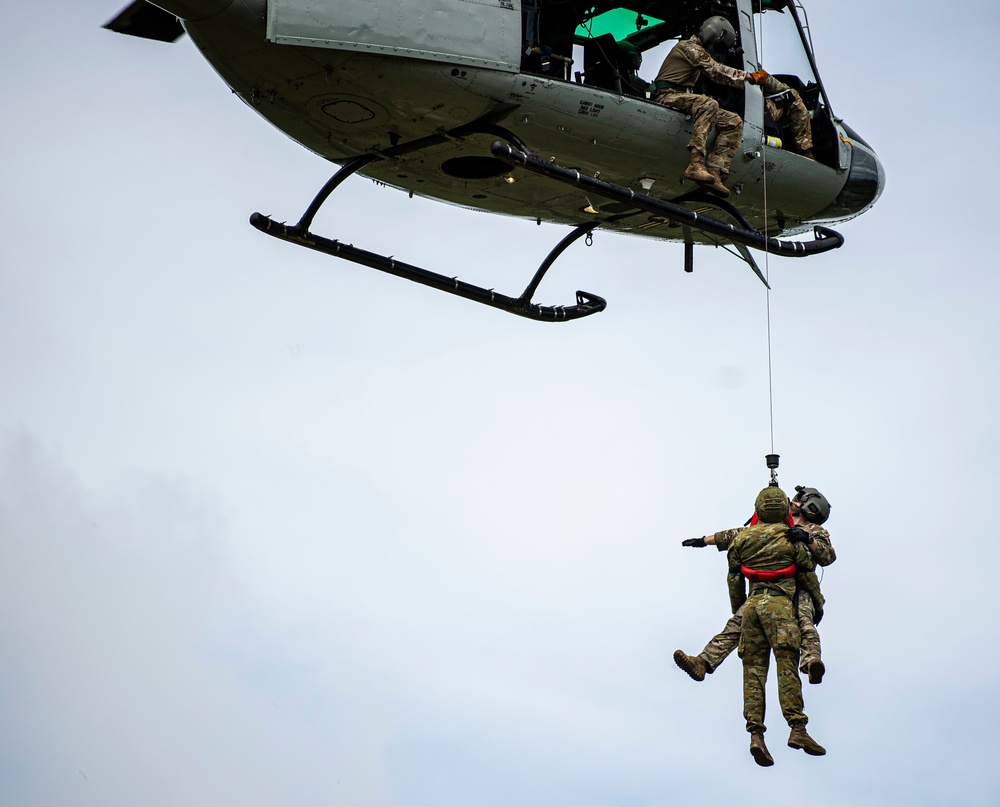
2,2,999,806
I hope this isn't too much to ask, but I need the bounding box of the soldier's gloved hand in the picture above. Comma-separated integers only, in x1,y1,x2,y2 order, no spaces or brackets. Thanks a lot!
786,526,811,545
747,68,769,85
682,537,707,548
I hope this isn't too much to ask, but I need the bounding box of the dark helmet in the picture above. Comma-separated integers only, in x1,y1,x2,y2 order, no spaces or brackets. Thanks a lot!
794,485,832,525
754,486,789,523
698,16,738,54
618,40,642,71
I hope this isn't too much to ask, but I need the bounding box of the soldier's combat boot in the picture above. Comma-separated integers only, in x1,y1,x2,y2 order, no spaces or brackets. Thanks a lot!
682,150,714,185
806,658,825,684
787,725,826,756
800,148,815,161
673,649,709,681
704,165,732,198
750,732,774,767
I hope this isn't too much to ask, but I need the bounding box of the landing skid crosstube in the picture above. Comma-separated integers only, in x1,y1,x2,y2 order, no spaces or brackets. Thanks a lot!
250,153,606,322
490,142,845,259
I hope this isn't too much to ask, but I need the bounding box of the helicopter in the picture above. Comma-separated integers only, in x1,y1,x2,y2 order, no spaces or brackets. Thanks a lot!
105,0,884,321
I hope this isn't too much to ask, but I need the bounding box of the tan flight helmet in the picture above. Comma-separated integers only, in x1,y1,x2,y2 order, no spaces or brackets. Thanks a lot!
754,486,790,523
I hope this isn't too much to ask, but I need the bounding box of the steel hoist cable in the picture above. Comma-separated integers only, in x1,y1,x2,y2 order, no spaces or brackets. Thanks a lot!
758,9,776,458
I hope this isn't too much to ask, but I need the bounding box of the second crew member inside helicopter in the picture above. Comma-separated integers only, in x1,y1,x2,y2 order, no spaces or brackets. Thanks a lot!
760,73,814,160
651,16,767,198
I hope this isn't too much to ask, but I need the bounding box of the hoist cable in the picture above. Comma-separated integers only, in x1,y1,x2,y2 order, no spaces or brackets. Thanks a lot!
759,7,775,457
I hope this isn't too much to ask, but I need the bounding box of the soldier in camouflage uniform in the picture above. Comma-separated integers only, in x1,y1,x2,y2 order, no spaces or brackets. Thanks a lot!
726,486,826,766
651,16,767,198
674,485,834,684
760,73,814,158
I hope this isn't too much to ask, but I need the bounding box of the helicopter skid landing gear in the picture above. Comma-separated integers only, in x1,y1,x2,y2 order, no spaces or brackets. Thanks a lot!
249,155,606,322
490,142,845,259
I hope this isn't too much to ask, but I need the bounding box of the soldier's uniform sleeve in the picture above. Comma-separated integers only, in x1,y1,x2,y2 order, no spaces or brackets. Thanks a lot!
762,75,788,96
678,39,747,89
803,523,836,566
726,539,747,614
793,542,813,571
713,526,744,552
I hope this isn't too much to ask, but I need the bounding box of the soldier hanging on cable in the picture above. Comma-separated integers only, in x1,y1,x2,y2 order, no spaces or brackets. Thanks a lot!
724,486,826,766
673,485,834,684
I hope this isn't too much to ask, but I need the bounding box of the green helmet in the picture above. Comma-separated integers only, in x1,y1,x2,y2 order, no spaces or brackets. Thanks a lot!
698,16,737,55
754,486,789,523
794,485,831,525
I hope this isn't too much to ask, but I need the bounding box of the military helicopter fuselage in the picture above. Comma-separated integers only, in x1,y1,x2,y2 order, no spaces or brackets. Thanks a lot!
106,0,884,319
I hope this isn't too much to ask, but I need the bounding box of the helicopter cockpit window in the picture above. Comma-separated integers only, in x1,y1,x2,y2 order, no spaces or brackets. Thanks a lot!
752,2,838,165
752,6,818,108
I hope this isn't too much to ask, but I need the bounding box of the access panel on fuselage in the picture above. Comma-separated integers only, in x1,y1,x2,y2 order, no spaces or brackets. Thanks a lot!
266,0,521,71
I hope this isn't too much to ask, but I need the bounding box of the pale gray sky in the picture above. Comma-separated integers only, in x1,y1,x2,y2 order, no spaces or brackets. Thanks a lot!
2,2,999,806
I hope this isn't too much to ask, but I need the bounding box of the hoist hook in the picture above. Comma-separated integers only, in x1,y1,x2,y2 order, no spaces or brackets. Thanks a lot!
765,453,780,487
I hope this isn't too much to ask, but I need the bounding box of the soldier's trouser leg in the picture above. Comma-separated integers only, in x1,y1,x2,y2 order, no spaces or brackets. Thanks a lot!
796,588,822,673
706,109,743,175
700,604,744,671
657,92,719,159
740,601,770,734
758,594,806,728
774,647,806,727
785,90,812,152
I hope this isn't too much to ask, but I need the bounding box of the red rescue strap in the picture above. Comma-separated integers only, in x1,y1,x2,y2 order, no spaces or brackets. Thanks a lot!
747,513,795,527
741,563,797,582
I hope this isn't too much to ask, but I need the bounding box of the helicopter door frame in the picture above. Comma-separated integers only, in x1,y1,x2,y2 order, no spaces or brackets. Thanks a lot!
736,0,766,162
266,0,522,71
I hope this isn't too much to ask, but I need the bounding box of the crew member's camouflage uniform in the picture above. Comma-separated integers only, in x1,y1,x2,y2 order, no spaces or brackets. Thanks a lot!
727,521,814,734
699,520,834,674
652,36,747,174
762,75,813,153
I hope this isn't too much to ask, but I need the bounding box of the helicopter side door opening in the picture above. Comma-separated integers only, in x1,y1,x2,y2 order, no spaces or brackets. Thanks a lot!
518,1,840,170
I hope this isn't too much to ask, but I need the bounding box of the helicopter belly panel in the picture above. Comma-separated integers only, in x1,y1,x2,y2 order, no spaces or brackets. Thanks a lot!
267,0,520,71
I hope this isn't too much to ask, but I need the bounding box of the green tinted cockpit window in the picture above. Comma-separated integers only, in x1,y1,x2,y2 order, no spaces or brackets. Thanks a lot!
575,9,664,41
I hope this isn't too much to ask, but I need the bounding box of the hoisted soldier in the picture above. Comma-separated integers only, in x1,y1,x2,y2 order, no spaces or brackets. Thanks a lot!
651,16,768,198
726,486,826,765
673,485,834,684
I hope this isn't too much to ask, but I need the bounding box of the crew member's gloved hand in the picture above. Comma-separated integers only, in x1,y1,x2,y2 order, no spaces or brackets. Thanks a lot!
682,537,707,548
786,526,811,545
747,68,769,85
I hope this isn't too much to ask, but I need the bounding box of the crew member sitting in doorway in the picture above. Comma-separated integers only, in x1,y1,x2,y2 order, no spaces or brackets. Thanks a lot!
651,16,766,198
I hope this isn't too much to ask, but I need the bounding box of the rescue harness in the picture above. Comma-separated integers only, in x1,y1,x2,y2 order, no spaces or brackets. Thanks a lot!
740,563,797,582
738,499,799,583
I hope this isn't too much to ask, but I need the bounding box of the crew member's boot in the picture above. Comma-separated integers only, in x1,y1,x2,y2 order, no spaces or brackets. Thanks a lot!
802,657,825,685
750,732,774,767
704,165,732,198
800,148,815,160
682,149,714,185
787,724,826,756
673,649,709,682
